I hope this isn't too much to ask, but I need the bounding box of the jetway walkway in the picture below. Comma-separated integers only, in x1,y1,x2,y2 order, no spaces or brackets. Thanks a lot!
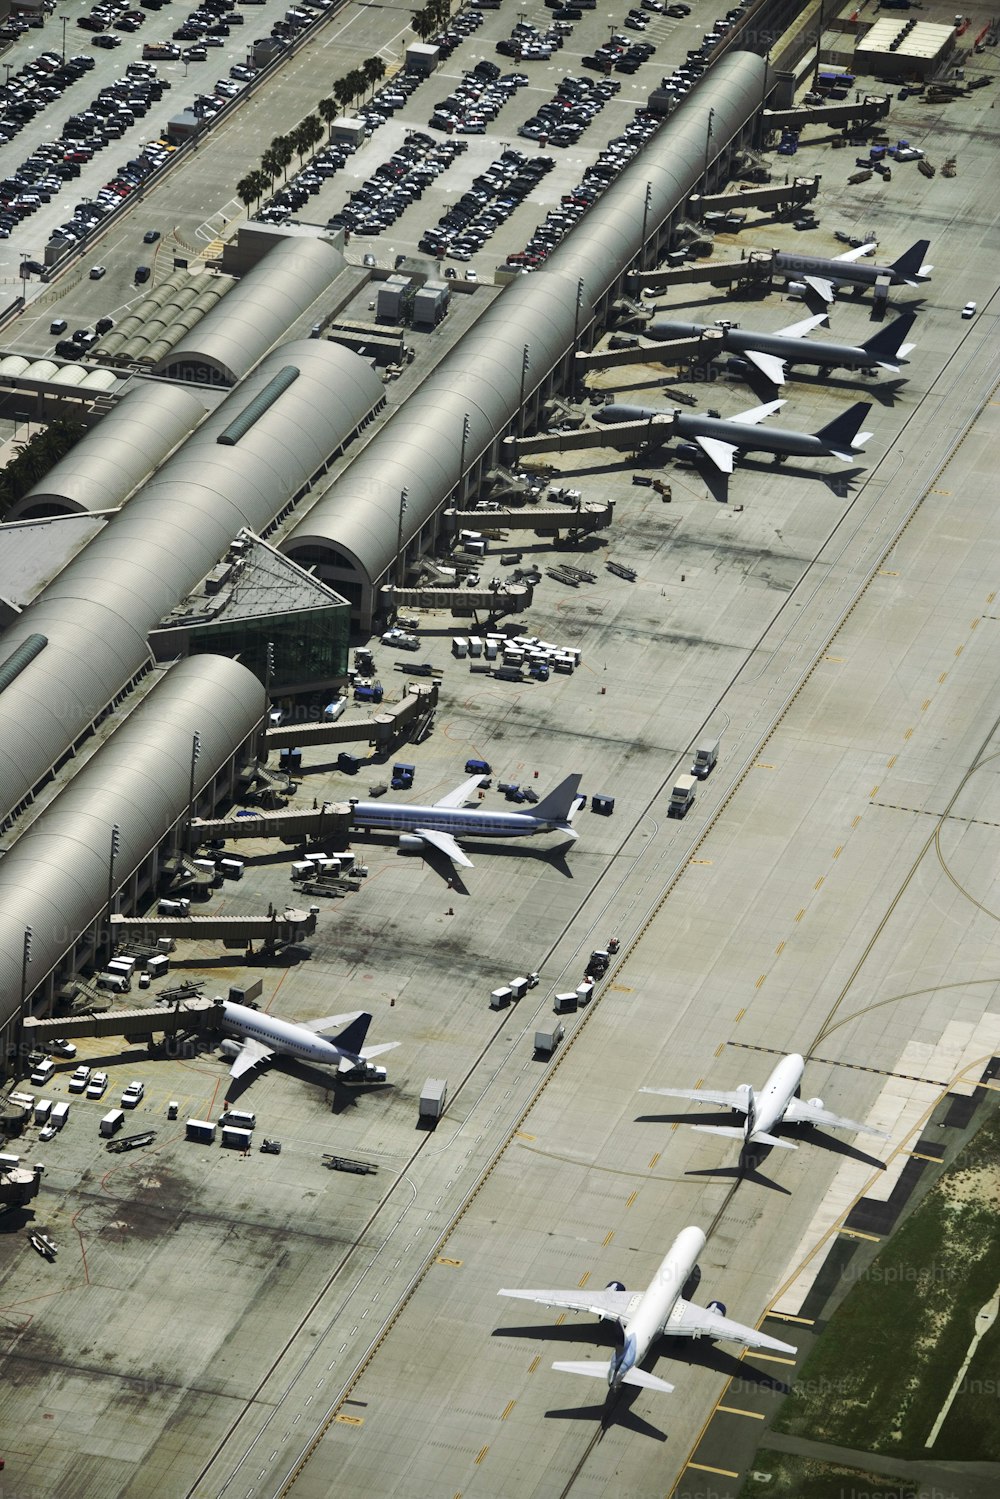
23,995,224,1046
762,96,891,132
191,803,352,844
445,501,613,531
575,332,724,372
505,415,674,458
266,682,438,751
378,583,532,617
110,909,317,945
687,176,819,217
628,251,776,291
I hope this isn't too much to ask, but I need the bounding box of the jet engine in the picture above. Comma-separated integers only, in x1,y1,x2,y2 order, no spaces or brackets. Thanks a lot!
707,1299,727,1317
676,442,701,462
398,833,425,854
600,1280,626,1321
220,1039,243,1059
725,356,750,374
808,1096,824,1110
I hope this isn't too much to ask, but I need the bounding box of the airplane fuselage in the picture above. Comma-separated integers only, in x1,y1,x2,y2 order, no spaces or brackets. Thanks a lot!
350,800,558,841
774,249,902,290
652,320,882,371
675,412,834,459
222,1000,349,1068
749,1052,805,1137
609,1226,704,1388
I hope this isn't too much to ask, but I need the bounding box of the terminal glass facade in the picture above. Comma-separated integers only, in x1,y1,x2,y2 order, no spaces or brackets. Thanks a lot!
185,603,350,690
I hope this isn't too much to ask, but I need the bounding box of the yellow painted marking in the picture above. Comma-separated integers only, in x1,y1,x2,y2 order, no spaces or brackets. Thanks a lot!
970,617,980,631
907,1151,943,1163
695,1078,704,1088
528,1355,540,1373
938,672,948,684
577,1272,590,1289
955,644,964,657
823,654,844,662
515,1131,535,1142
922,699,932,711
852,815,861,828
475,1446,489,1465
988,592,996,605
753,1353,796,1366
715,1042,725,1056
833,844,843,859
610,983,633,993
930,488,950,495
754,974,766,989
813,877,824,892
648,1152,660,1169
878,568,899,576
869,785,879,797
555,1313,567,1325
794,908,805,922
335,1413,364,1427
689,858,713,865
688,1463,740,1478
904,728,913,740
436,1256,463,1268
500,1400,515,1421
768,1312,815,1325
983,1080,1000,1092
602,1229,614,1247
774,941,784,956
735,1007,746,1022
755,761,775,770
886,755,897,769
626,1190,638,1209
840,1228,881,1243
717,1405,765,1420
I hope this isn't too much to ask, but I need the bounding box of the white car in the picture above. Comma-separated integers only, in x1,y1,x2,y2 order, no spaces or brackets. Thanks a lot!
89,265,106,279
68,1066,91,1093
961,301,976,319
121,1081,144,1108
86,1071,109,1099
50,1038,77,1058
39,1122,58,1142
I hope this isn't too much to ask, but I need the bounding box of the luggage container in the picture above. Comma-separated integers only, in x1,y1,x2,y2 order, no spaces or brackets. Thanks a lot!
467,636,483,657
509,975,529,1000
0,1152,20,1172
107,956,136,978
419,1078,448,1120
51,1101,70,1130
146,952,169,980
452,636,469,658
219,857,244,881
484,639,499,659
186,1118,216,1143
34,1098,53,1125
291,860,314,880
576,980,595,1005
591,793,615,815
490,986,512,1010
221,1126,253,1150
100,1109,125,1137
554,991,578,1014
535,1022,565,1056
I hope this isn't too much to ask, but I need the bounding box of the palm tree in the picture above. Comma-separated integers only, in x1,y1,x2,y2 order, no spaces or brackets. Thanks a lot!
237,173,258,214
249,169,270,206
293,113,323,163
345,68,366,105
261,146,281,182
333,76,352,111
411,9,435,38
318,95,338,139
271,133,294,181
363,56,386,98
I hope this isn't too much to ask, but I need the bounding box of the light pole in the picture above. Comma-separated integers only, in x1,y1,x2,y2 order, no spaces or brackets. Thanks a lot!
704,106,715,191
59,13,69,62
395,486,409,590
106,822,121,948
640,181,652,270
458,413,470,502
187,732,201,855
518,344,530,435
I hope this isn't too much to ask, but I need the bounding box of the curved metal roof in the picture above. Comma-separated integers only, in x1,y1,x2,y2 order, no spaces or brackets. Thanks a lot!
284,52,765,588
156,237,348,384
0,340,383,822
6,381,208,521
0,654,265,1029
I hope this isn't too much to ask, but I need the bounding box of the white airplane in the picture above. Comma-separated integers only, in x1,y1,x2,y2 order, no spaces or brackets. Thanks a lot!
348,773,582,869
640,1051,889,1152
498,1225,796,1395
220,999,398,1081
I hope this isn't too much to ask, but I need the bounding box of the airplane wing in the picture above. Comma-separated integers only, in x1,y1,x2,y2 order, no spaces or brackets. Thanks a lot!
300,1011,365,1035
776,313,828,337
498,1286,637,1323
412,826,474,868
228,1037,273,1079
783,1096,889,1137
693,434,738,473
731,399,785,424
433,775,484,809
801,274,836,304
358,1041,400,1062
835,242,877,262
741,349,787,386
639,1085,748,1113
666,1298,797,1354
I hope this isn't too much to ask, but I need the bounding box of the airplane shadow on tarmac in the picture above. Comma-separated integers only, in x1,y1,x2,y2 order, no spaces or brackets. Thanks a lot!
377,836,577,892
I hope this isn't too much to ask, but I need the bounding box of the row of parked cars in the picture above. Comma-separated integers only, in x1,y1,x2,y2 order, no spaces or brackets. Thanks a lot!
496,16,571,60
0,47,95,152
328,134,467,239
419,149,553,263
519,71,618,150
428,57,527,136
506,95,664,270
582,29,656,75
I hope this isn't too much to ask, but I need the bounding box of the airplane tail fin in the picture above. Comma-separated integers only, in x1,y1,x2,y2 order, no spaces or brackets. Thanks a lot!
552,1361,675,1393
890,239,932,283
535,773,583,826
861,311,917,368
325,1012,373,1059
814,402,873,459
692,1124,797,1150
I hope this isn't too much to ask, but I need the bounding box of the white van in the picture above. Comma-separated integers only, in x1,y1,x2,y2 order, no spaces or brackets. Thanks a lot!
96,972,130,993
220,1108,256,1131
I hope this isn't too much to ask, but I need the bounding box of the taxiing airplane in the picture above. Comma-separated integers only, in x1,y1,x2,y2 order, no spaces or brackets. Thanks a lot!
595,397,873,475
773,238,932,305
498,1225,796,1395
648,310,917,387
640,1051,889,1152
220,999,398,1081
348,773,582,869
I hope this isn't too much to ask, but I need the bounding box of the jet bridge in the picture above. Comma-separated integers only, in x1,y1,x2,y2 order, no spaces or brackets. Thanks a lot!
266,681,439,751
575,331,724,373
687,176,820,218
110,909,318,945
762,97,891,132
505,415,675,458
445,500,613,531
191,803,352,843
22,995,224,1047
628,251,776,292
